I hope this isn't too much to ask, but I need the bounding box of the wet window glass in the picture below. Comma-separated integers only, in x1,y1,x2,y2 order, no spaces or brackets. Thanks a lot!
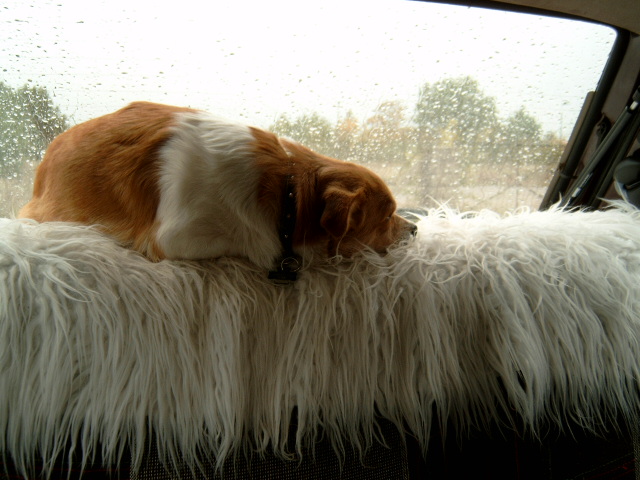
0,0,616,216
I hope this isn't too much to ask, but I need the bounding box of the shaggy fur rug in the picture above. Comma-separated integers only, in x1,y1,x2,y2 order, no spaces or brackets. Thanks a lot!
1,204,640,475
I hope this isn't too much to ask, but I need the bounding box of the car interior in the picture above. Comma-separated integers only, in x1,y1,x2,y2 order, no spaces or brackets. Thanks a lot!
1,0,639,479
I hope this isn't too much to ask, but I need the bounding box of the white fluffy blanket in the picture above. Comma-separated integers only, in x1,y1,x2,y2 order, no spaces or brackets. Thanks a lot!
1,205,640,475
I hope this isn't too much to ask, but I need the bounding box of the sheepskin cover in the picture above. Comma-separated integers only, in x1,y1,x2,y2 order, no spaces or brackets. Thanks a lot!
1,205,640,475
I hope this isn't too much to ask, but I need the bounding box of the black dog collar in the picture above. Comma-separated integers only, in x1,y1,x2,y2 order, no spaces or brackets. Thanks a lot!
268,163,301,284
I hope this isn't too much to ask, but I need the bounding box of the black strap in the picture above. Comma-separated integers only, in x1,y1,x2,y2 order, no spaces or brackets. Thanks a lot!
268,163,301,284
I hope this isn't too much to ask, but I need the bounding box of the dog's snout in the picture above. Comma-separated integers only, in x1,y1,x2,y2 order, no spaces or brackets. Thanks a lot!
397,217,418,241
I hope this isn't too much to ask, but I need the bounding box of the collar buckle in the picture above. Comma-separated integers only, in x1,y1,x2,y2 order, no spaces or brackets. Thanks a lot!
268,256,301,284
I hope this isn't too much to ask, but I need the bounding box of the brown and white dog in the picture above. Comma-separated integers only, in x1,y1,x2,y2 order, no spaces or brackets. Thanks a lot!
19,102,416,270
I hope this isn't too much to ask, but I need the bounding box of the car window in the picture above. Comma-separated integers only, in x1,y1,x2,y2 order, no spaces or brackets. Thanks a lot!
0,0,616,217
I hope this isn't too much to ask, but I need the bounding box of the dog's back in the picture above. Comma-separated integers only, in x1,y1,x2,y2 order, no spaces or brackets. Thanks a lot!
19,102,194,258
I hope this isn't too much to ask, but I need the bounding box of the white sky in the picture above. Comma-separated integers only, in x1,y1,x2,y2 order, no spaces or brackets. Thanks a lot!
1,0,616,136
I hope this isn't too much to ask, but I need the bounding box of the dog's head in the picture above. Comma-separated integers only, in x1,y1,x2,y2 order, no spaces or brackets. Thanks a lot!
277,139,417,258
316,164,417,256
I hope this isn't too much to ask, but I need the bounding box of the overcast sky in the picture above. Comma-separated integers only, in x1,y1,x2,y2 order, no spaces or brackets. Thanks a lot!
1,0,616,136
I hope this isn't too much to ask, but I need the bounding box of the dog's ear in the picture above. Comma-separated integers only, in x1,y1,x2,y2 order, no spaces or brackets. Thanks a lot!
320,186,364,239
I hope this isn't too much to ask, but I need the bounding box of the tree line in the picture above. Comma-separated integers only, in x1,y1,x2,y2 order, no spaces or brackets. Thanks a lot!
0,80,68,178
270,76,565,208
0,76,564,213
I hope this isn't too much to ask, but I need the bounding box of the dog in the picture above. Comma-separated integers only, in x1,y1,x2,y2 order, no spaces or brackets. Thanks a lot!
18,102,417,270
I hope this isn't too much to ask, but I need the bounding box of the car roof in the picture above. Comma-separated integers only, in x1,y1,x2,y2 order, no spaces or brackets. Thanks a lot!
435,0,640,34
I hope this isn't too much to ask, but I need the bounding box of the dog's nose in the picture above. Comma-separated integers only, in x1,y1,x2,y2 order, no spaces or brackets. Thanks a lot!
410,223,418,237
